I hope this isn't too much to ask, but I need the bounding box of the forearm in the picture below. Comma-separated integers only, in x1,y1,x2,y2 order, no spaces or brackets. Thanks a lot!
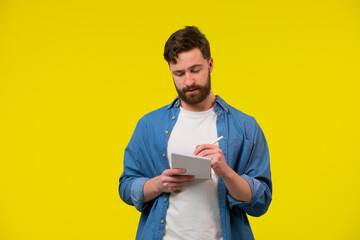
143,176,163,203
222,168,252,203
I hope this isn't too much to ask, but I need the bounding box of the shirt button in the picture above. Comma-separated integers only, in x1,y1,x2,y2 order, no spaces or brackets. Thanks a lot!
162,153,166,157
172,116,176,120
164,198,168,202
160,220,164,224
165,131,168,134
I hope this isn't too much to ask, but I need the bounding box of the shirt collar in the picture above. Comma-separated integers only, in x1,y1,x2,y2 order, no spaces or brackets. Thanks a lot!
214,95,229,113
168,95,229,113
168,97,180,109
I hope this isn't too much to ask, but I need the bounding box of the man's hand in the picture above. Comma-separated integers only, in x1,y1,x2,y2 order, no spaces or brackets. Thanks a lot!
194,143,253,203
157,168,194,193
143,168,194,203
194,144,231,179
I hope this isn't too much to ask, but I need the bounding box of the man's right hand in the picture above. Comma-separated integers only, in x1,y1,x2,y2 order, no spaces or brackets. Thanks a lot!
143,168,194,203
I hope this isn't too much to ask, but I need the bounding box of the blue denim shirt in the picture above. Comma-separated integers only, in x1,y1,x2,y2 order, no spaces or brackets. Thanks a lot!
119,96,272,240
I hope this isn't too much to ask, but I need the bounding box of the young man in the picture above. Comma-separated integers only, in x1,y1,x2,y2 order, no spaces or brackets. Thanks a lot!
119,26,272,240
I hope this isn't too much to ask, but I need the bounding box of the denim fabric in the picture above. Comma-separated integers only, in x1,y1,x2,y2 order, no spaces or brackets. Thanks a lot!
119,96,272,240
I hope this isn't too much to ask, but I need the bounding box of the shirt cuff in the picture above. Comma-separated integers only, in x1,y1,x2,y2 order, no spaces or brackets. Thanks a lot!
130,177,149,211
227,174,261,209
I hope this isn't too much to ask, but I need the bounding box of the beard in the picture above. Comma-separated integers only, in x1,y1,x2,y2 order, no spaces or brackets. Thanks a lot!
175,70,211,105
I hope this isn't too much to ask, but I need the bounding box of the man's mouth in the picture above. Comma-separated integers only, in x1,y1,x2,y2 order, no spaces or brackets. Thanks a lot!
186,88,198,93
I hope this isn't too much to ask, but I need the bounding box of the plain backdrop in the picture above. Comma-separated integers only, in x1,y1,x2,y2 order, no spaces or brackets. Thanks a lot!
1,0,359,239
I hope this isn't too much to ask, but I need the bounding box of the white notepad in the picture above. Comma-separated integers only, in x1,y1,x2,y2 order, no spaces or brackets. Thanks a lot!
171,153,212,179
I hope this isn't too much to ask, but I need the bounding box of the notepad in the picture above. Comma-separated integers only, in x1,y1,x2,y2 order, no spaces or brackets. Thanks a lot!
171,153,212,179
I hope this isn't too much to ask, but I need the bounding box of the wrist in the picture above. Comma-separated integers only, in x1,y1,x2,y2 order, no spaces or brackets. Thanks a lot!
143,176,163,203
221,166,235,182
154,176,164,194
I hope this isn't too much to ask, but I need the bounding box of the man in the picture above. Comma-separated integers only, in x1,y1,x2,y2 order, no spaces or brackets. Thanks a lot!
119,26,272,240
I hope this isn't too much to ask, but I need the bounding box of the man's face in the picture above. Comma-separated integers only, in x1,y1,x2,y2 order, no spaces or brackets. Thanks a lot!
169,48,213,105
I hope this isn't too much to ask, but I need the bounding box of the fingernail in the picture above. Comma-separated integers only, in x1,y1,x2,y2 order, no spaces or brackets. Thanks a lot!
183,169,186,173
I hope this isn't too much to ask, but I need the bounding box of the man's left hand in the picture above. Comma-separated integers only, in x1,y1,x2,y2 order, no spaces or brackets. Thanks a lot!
194,144,231,179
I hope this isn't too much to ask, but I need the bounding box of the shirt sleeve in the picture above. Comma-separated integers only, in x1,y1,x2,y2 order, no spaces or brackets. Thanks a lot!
228,120,272,217
118,121,151,212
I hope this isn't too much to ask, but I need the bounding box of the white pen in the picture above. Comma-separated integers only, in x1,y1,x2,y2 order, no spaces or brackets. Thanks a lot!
210,136,223,145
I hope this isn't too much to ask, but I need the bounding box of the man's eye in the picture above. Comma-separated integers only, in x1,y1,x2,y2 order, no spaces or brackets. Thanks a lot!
191,68,200,73
175,73,184,77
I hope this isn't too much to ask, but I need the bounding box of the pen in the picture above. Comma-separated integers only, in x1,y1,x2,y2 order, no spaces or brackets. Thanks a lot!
210,136,223,145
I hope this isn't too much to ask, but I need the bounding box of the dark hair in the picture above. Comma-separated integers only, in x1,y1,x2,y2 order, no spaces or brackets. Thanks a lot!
163,26,211,64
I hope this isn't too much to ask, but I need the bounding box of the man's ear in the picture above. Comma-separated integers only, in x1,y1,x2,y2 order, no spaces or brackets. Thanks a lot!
209,58,214,73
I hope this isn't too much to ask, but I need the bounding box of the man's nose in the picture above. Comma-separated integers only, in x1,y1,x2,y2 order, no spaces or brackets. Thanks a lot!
184,72,195,86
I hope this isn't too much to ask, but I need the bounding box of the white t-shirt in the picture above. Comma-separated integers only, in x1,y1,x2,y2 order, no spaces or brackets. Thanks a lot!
163,107,223,240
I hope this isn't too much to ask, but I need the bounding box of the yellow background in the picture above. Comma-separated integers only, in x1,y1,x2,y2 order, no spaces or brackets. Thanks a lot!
1,0,359,239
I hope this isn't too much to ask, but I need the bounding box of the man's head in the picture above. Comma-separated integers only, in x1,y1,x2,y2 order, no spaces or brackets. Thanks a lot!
163,26,211,65
164,26,215,110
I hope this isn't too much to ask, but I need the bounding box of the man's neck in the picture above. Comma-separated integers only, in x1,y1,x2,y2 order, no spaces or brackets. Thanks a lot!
180,92,216,112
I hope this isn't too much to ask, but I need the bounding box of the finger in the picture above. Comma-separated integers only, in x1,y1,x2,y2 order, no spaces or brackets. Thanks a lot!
194,144,218,155
166,176,194,183
162,179,193,192
166,179,193,187
163,182,184,189
163,168,187,176
198,147,223,157
197,148,220,157
162,175,194,183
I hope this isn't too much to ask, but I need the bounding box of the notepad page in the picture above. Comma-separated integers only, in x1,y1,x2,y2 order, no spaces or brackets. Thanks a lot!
171,153,211,179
